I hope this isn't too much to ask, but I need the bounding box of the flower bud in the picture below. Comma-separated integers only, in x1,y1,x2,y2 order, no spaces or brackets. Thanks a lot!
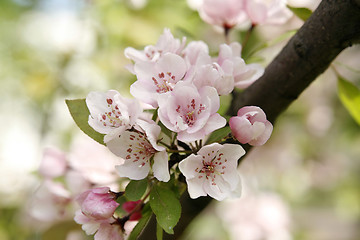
76,187,119,219
229,106,273,146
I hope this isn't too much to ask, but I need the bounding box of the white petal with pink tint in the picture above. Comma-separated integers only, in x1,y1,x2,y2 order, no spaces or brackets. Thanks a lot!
199,0,246,28
86,90,142,143
153,151,170,182
234,63,264,89
39,147,68,178
108,131,154,180
131,53,187,107
158,82,225,142
74,210,100,235
179,143,245,201
125,28,186,64
107,121,169,181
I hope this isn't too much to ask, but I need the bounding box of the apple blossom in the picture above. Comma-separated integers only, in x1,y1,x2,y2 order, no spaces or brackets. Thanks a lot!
158,81,226,142
76,187,120,220
229,106,273,146
68,135,120,186
130,53,187,107
179,143,245,201
124,28,186,66
244,0,293,25
182,41,210,67
217,42,264,89
191,63,235,96
96,222,124,240
29,180,72,222
199,0,247,29
107,119,170,182
86,90,142,143
74,210,123,240
181,41,213,82
39,147,68,179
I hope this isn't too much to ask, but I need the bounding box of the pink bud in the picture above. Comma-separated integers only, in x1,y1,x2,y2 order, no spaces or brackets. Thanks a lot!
229,106,273,146
76,187,120,220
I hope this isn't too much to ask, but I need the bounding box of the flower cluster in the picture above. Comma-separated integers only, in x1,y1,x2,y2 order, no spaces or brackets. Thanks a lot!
85,28,272,202
70,19,274,239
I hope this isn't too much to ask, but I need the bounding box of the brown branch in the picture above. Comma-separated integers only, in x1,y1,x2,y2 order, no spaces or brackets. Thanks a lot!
139,0,360,239
228,0,360,120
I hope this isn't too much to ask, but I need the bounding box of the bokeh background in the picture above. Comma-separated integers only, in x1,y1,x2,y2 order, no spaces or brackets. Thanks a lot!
1,0,359,239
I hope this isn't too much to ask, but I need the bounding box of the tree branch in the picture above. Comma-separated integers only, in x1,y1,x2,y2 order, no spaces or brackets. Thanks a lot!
139,0,360,239
228,0,360,120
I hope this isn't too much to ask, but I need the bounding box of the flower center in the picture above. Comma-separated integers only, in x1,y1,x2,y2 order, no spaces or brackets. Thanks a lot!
176,99,206,127
195,152,228,186
152,72,177,93
100,98,127,128
125,133,157,167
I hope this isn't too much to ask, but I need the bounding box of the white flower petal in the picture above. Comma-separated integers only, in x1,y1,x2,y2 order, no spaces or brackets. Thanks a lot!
152,151,170,182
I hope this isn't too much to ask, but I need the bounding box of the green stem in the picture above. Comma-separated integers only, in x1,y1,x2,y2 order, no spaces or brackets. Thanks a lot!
166,149,193,154
242,24,256,50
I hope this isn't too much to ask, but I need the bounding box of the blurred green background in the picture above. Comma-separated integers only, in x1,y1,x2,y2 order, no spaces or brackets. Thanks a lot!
0,0,359,239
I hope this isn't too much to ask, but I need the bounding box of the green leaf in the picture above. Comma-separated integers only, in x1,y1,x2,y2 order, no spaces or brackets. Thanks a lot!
287,6,312,21
156,222,163,240
65,99,105,145
205,126,231,144
125,179,148,201
159,174,186,199
150,184,181,234
152,108,159,122
127,203,153,240
338,77,360,125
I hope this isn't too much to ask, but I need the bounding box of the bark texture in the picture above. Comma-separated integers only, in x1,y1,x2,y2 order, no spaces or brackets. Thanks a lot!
228,0,360,120
139,0,360,239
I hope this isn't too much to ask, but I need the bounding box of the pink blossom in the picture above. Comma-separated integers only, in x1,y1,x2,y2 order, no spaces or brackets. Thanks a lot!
130,53,187,107
182,41,210,67
95,222,124,240
158,82,226,142
107,119,170,182
199,0,247,29
217,42,264,89
244,0,293,25
181,41,212,81
229,106,273,146
74,210,123,240
68,135,119,186
199,0,292,28
86,90,142,143
124,28,186,67
39,147,68,178
179,143,245,201
217,193,291,240
76,187,119,220
29,180,71,222
191,63,234,96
